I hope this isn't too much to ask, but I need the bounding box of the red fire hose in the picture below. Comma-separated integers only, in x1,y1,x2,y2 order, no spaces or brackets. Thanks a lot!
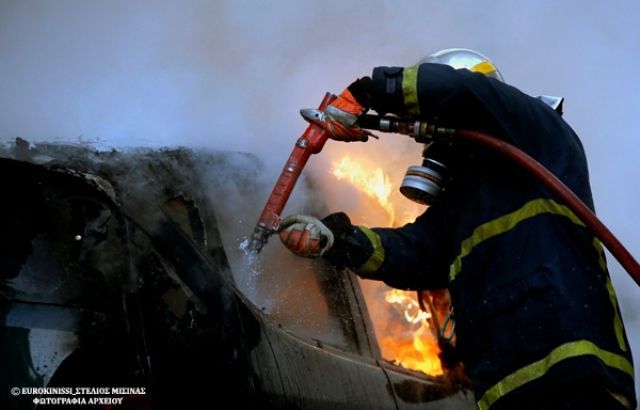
455,129,640,286
248,94,335,253
354,113,640,286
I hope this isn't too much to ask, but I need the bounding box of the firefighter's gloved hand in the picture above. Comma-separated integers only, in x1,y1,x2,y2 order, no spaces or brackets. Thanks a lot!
279,215,335,257
324,78,374,143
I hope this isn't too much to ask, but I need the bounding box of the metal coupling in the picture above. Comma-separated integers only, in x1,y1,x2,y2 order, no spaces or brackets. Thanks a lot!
379,117,393,132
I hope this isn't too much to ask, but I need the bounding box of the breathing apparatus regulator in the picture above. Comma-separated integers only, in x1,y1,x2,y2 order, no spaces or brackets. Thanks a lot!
399,48,503,206
401,143,450,206
397,48,566,206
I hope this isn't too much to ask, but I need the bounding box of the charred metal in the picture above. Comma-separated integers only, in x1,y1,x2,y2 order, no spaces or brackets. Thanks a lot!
0,139,474,409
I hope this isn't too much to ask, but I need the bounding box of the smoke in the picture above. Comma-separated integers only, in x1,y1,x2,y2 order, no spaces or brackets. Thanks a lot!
2,0,640,399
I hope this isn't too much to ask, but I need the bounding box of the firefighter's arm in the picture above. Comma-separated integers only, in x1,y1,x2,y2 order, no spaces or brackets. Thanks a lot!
324,208,449,290
361,63,563,147
323,66,498,141
364,63,578,177
279,209,448,289
366,64,507,130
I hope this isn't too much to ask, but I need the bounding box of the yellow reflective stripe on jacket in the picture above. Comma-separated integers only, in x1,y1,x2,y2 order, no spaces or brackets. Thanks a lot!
402,65,420,116
449,198,584,282
477,339,634,410
593,238,628,352
606,277,628,352
593,237,607,272
356,226,385,275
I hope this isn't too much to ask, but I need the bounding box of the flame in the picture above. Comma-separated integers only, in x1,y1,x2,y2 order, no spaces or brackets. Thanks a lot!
332,156,395,225
382,290,443,376
330,155,443,376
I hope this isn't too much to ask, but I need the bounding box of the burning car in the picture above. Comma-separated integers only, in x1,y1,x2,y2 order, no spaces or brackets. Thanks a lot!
0,139,474,409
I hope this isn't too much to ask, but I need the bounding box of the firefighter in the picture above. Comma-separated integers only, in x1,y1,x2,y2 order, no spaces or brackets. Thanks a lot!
279,49,636,409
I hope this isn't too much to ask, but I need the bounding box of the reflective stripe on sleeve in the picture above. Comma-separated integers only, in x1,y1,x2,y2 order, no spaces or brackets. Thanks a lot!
356,226,385,275
402,65,420,116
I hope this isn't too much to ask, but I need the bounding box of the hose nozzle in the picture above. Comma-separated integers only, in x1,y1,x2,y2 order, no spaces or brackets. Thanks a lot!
247,225,273,254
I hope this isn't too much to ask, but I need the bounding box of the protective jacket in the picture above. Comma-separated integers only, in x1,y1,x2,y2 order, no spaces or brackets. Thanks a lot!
326,63,635,409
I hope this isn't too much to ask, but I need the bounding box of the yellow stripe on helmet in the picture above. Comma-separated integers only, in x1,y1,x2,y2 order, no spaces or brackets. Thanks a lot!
470,60,497,76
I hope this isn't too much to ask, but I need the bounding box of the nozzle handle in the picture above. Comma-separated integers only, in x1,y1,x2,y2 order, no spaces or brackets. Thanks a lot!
251,93,336,254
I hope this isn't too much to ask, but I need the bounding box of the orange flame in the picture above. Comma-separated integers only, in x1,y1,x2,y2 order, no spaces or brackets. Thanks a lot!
331,156,443,376
332,156,395,225
382,290,443,376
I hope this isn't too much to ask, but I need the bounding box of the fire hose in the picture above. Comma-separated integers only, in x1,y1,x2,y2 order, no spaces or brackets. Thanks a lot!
248,93,336,253
356,114,640,287
249,94,640,288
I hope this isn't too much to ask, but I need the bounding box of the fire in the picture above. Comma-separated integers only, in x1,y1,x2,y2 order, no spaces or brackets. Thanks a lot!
330,155,444,377
382,290,443,376
385,288,430,324
332,156,395,225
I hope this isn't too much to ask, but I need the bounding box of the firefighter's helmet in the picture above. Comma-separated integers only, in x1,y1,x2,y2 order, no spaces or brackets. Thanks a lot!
418,48,504,82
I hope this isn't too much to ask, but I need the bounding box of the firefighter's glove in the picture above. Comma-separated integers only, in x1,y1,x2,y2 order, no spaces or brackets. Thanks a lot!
279,215,335,257
324,86,374,143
